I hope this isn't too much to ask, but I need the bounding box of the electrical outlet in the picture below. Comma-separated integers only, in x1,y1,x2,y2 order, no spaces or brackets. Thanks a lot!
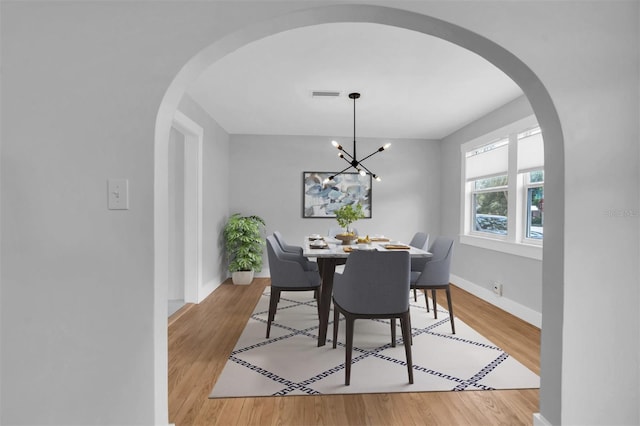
492,281,503,296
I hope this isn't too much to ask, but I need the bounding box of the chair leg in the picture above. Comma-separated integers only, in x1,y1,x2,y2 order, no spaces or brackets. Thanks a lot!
332,303,340,349
413,288,417,302
345,315,355,386
445,286,456,334
424,289,430,312
390,318,396,347
431,289,438,319
266,288,280,338
400,312,414,384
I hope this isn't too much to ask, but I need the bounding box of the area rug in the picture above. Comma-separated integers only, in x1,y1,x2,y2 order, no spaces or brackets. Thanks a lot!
210,288,539,398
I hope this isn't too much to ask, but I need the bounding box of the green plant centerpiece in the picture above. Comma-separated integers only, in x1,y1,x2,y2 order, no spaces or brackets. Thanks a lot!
223,213,266,285
334,203,365,244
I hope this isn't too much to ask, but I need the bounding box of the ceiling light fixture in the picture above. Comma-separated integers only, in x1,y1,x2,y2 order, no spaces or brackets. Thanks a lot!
325,92,390,183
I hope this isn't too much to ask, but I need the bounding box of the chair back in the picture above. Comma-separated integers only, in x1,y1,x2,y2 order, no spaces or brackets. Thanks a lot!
416,237,454,286
271,232,307,265
430,237,454,262
266,235,283,267
273,231,302,254
409,232,429,272
409,232,429,250
333,250,410,315
266,236,318,288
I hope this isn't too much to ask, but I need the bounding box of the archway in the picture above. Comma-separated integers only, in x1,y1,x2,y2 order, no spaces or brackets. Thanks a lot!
154,4,564,424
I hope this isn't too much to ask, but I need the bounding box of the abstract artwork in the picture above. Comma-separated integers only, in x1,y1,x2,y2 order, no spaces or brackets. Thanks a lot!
303,172,372,218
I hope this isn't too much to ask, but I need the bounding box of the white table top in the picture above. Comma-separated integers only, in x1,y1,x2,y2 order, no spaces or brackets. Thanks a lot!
302,236,432,259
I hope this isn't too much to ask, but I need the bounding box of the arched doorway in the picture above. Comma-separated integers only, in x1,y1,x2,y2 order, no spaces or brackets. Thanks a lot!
154,4,564,424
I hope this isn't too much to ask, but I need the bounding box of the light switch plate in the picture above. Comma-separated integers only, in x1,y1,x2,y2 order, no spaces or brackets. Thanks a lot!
108,179,129,210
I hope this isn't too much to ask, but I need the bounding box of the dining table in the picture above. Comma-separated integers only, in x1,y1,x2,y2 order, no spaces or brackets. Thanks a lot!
302,236,432,347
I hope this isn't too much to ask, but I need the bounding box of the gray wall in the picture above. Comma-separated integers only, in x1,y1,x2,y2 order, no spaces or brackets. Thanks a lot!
229,134,440,268
441,96,542,317
231,110,545,321
1,2,638,426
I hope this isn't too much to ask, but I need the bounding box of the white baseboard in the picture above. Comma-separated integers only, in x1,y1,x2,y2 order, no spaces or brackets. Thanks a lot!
451,274,541,328
197,279,222,303
255,269,270,278
533,413,553,426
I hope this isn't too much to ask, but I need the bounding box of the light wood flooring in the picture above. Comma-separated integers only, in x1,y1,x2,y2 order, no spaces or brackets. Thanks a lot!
169,278,540,425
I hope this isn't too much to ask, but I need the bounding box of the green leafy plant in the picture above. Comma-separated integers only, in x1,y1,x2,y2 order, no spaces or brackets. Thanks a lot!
223,213,266,272
334,203,365,234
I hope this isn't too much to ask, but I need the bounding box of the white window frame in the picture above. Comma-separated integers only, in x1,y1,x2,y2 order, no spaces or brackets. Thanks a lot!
468,176,509,241
460,115,543,260
521,170,544,245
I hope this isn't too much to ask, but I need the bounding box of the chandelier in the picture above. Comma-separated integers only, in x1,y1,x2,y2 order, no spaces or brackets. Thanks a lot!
325,92,390,183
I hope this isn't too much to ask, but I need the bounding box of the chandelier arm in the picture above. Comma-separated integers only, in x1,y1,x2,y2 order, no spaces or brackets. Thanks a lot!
339,149,355,161
358,149,383,163
330,164,355,180
339,156,353,166
358,162,375,176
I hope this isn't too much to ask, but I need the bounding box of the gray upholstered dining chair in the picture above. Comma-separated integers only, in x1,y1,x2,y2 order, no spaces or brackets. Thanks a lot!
409,232,430,302
332,250,413,386
265,236,321,338
273,231,318,272
410,236,455,334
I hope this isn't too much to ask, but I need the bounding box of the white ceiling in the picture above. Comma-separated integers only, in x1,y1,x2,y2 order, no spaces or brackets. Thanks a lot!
187,23,523,140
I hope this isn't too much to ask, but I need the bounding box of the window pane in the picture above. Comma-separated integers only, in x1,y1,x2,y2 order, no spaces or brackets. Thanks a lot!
529,170,544,183
474,175,508,190
527,187,544,239
473,191,508,235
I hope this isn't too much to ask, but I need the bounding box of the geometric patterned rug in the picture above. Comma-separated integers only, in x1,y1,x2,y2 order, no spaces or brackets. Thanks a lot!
209,287,539,398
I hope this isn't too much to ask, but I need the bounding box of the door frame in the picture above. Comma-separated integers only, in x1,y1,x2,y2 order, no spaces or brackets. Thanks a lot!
171,111,203,304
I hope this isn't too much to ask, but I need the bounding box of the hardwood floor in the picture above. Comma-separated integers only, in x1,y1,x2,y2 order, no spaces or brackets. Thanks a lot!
168,278,540,425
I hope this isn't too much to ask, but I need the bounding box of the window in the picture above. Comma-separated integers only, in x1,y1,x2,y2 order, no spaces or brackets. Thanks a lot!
465,137,509,237
524,170,544,241
518,127,544,242
460,116,544,260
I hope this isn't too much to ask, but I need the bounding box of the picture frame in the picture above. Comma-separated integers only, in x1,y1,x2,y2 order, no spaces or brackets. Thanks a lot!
302,171,372,218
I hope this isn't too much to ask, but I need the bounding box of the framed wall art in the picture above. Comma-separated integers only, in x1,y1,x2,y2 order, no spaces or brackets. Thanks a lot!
302,172,372,218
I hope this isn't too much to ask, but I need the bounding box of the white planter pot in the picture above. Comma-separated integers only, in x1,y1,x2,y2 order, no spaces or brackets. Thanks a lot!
232,270,254,285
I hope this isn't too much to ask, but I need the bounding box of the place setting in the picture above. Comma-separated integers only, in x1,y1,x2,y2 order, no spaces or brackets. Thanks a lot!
308,234,329,249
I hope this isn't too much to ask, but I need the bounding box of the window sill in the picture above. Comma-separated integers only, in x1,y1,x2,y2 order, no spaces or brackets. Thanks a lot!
460,234,542,260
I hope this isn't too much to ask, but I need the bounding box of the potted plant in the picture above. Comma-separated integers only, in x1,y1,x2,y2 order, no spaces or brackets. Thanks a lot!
223,213,266,285
334,203,365,244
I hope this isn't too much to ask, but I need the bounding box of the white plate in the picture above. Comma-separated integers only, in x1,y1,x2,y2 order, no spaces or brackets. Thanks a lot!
355,244,376,251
